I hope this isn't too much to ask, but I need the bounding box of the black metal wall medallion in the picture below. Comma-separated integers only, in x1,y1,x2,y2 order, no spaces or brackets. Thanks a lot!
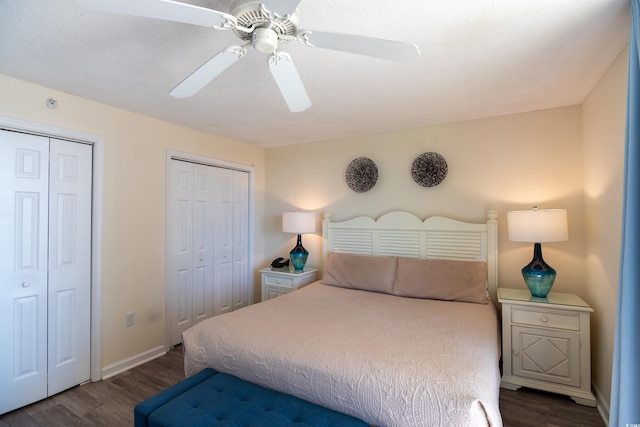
345,157,378,193
411,152,448,187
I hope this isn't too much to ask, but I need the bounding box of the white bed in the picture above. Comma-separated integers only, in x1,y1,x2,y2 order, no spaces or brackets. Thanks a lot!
182,211,502,427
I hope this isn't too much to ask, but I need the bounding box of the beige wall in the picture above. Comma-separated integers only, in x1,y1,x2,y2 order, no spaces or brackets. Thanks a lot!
266,107,585,294
264,50,627,414
0,75,267,369
582,48,627,416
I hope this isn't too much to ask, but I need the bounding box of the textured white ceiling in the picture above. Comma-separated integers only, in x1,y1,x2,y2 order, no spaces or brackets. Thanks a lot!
0,0,630,147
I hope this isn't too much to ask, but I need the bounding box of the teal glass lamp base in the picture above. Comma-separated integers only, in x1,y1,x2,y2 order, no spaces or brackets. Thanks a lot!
522,243,556,298
289,234,308,272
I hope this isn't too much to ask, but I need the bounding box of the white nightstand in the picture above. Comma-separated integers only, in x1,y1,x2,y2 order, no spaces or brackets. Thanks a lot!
498,288,596,406
260,267,318,301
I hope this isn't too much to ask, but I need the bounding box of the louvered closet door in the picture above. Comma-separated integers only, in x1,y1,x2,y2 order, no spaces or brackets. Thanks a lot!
0,131,92,414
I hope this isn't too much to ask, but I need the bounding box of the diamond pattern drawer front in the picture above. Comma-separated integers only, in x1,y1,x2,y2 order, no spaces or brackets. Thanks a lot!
265,286,290,299
512,326,580,387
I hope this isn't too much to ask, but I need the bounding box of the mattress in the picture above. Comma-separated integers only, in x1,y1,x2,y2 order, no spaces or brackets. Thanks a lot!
182,282,503,427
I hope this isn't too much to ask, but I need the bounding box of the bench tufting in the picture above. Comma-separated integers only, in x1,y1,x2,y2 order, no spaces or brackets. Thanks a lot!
134,368,368,427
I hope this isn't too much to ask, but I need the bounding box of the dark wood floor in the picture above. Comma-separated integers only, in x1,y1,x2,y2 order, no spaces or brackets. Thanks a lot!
500,387,605,427
0,347,184,427
0,345,605,426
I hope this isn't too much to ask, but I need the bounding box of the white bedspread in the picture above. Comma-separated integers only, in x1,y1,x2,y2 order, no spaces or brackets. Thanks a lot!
182,282,503,427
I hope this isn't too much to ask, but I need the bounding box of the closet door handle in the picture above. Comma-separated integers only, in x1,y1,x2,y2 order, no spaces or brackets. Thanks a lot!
21,282,31,288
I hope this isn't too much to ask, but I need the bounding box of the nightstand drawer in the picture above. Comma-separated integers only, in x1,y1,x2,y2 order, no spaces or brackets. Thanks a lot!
511,307,580,330
263,274,294,288
260,267,317,302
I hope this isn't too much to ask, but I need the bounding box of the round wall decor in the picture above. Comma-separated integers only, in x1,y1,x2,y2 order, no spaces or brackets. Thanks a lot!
345,157,378,193
411,152,448,187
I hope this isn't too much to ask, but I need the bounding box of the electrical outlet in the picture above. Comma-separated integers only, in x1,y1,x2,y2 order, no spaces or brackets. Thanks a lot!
125,311,135,327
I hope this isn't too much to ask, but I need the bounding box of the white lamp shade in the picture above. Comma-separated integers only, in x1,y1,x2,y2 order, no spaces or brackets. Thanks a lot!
282,211,316,234
507,208,568,243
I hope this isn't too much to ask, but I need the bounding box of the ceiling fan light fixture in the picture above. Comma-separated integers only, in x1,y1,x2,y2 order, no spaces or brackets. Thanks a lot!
252,27,279,53
76,0,420,113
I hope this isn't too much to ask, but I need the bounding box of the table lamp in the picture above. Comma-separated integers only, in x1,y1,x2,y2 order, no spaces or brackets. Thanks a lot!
282,211,316,272
507,207,568,298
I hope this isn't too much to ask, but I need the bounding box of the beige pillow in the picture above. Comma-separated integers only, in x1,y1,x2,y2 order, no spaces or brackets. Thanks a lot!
321,252,397,294
392,257,489,304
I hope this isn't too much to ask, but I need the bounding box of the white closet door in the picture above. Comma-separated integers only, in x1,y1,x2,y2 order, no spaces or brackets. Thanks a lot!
167,161,215,346
192,164,215,324
0,131,92,414
167,160,194,346
0,131,50,413
213,168,249,314
213,168,234,316
167,160,249,343
47,138,92,396
232,170,249,311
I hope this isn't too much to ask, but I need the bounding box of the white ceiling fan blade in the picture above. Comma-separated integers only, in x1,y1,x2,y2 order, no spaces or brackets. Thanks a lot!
170,46,246,98
261,0,303,17
298,30,420,63
76,0,237,29
268,52,311,113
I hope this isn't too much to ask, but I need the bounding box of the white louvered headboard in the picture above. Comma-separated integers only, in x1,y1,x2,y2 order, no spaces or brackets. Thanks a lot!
321,210,499,301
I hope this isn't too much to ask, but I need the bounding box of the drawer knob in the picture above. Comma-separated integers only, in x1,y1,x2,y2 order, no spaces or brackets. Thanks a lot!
540,315,549,323
275,279,281,284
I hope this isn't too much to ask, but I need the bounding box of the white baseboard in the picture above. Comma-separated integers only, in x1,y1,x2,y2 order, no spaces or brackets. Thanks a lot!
101,345,166,380
593,384,610,426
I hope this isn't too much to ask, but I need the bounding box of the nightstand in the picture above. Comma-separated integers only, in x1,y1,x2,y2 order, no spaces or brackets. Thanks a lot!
260,267,317,301
498,288,596,406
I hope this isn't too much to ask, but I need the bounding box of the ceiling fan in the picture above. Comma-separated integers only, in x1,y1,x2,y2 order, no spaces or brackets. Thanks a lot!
76,0,421,112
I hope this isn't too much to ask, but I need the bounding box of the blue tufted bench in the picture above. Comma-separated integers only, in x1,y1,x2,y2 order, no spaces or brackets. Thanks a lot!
134,368,368,427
